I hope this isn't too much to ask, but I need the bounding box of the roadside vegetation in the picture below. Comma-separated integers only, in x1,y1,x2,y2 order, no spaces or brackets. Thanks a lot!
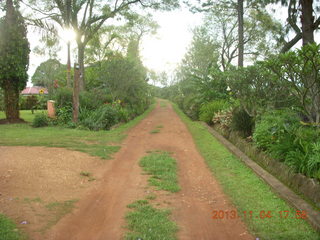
173,104,319,239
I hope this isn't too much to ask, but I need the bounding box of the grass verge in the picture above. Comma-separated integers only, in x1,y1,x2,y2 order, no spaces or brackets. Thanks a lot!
140,151,180,193
125,200,177,240
0,214,26,240
172,103,319,240
0,103,155,159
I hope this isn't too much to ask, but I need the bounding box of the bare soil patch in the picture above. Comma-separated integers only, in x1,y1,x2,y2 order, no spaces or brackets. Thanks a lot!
0,146,106,239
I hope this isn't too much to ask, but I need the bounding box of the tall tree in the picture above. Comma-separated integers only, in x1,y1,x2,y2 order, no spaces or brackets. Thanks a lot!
0,0,30,122
237,0,244,67
279,0,320,52
27,0,178,91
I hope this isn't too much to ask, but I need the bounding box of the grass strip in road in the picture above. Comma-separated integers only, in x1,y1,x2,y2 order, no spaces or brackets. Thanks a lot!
0,103,155,160
140,151,180,193
125,200,177,240
0,214,26,240
172,103,319,240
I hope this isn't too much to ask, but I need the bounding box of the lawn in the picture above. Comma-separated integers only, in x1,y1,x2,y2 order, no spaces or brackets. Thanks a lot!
0,110,46,123
0,104,155,160
173,103,319,240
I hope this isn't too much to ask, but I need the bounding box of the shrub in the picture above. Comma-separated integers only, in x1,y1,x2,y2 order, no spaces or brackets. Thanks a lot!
181,95,201,120
253,109,300,151
80,90,112,110
230,107,255,137
307,142,320,179
54,87,73,108
199,100,229,124
56,105,73,125
212,108,233,129
32,113,48,127
81,104,119,131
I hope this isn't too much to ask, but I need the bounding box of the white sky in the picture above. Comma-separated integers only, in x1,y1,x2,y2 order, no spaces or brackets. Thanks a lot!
26,6,203,86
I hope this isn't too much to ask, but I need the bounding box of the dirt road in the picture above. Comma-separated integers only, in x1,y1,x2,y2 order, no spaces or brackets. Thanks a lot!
44,101,253,240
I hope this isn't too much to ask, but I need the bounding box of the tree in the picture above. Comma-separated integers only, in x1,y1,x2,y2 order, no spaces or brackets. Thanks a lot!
237,0,244,67
32,59,67,95
278,0,320,52
26,0,178,91
0,0,30,122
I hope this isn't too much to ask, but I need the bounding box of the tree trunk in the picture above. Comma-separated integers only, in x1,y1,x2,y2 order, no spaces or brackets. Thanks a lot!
300,0,314,45
73,63,80,123
4,80,20,121
237,0,244,67
78,44,85,91
66,42,71,87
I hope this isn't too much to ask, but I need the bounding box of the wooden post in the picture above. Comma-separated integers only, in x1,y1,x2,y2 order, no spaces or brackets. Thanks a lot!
73,63,80,123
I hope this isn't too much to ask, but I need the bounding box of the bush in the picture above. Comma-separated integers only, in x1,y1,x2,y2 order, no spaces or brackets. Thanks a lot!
212,108,233,129
32,113,48,127
81,104,119,131
54,87,73,108
253,109,300,152
180,95,201,120
199,100,229,124
56,105,73,125
230,107,254,137
80,90,112,110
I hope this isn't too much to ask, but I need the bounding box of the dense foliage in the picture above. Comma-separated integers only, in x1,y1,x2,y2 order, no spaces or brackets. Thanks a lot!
0,1,30,120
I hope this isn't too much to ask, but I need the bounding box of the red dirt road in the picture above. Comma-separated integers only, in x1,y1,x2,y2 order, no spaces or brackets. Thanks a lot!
46,101,254,240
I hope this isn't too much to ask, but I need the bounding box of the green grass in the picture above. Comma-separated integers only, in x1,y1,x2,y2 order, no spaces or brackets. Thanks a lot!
0,110,46,123
139,151,180,193
172,103,319,240
150,129,160,134
0,103,155,160
0,214,26,240
125,200,177,240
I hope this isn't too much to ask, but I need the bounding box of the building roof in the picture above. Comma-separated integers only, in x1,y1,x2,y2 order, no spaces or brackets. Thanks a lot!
21,86,48,95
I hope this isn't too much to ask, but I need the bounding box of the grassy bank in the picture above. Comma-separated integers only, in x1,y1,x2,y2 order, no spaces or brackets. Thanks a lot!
172,103,319,240
0,103,155,159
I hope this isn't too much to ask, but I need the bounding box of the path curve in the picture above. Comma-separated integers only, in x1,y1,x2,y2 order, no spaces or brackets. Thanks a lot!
46,100,254,240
